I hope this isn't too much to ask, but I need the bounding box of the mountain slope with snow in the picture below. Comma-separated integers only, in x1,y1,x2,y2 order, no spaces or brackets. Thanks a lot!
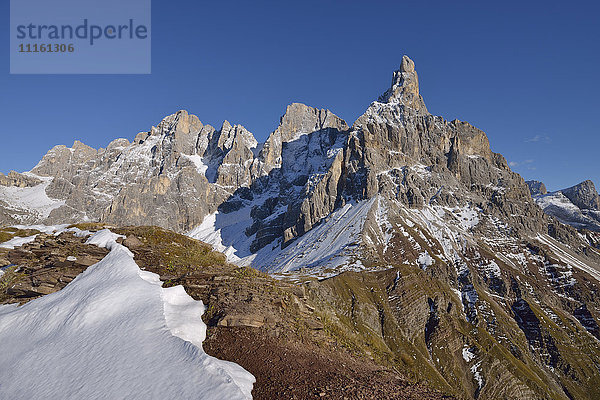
527,180,600,232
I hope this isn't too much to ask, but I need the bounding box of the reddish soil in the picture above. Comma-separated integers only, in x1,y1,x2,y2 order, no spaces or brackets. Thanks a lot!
204,327,451,400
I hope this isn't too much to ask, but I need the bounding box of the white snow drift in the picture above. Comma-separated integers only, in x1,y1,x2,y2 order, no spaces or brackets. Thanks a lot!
0,229,254,399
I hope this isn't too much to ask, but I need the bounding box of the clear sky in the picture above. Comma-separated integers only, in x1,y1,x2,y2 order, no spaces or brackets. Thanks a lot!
1,0,598,191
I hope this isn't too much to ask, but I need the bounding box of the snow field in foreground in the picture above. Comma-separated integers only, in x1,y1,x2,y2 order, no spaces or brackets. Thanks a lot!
0,229,254,399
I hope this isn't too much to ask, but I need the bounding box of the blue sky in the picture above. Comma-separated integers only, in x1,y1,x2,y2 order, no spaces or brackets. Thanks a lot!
1,0,598,191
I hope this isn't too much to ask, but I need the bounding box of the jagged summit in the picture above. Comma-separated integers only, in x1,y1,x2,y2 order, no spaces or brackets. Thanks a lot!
378,55,428,112
257,102,348,175
277,103,347,139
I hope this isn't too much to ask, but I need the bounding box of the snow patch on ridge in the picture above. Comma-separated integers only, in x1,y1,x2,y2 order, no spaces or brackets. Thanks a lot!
9,224,93,239
0,224,96,251
462,346,475,362
187,207,254,263
85,229,126,250
11,224,70,234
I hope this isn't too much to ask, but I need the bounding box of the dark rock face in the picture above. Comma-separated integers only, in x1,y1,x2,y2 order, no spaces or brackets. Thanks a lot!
511,298,562,369
574,304,600,339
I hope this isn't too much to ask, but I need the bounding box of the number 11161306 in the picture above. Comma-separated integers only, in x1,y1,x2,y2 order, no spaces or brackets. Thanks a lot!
19,43,74,53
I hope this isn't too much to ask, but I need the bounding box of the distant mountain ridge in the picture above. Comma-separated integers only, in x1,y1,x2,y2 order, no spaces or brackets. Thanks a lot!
527,179,600,232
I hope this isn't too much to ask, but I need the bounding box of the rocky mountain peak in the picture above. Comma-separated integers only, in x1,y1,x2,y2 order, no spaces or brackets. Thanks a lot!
220,119,232,132
217,121,257,153
150,110,202,138
152,110,183,133
562,180,600,210
526,180,548,196
257,103,348,175
276,103,348,143
378,55,428,112
31,140,98,178
527,179,600,232
72,140,93,152
400,54,415,73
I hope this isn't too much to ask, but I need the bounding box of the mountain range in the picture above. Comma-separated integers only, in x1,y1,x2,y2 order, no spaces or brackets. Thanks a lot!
1,56,600,399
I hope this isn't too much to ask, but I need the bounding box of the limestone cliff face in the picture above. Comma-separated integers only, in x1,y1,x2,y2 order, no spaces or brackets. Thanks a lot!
32,140,98,179
258,103,349,175
238,103,350,250
214,121,258,189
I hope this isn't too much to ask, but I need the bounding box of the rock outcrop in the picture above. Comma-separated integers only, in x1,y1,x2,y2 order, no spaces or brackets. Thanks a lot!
0,171,41,188
562,180,600,211
378,55,428,112
526,180,547,196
